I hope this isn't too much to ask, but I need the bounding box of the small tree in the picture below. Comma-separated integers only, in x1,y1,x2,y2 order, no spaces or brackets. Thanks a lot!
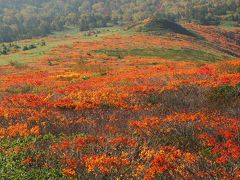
23,46,29,51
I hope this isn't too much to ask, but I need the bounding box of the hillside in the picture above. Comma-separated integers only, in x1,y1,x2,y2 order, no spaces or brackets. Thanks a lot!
0,1,240,179
126,18,240,58
184,23,240,57
0,22,240,178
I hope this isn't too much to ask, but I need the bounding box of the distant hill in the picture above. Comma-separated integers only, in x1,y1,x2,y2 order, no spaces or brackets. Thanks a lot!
0,0,239,42
128,18,201,39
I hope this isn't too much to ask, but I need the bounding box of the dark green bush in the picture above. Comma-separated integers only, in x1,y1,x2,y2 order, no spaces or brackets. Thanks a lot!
146,93,161,105
22,46,29,51
209,84,240,106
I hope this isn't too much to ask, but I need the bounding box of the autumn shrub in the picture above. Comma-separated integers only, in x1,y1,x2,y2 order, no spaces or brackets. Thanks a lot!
75,61,111,74
129,114,202,151
159,85,208,113
8,60,27,69
47,59,53,66
217,63,240,74
6,85,34,94
56,73,82,81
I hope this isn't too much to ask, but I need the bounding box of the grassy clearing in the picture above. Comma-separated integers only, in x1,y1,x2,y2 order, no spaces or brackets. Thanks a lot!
0,36,78,66
219,21,240,28
0,26,121,66
95,48,230,61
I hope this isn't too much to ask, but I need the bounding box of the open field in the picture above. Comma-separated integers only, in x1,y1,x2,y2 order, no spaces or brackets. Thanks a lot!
0,24,239,179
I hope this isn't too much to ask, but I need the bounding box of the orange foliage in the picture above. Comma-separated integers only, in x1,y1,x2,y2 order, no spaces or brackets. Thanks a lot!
0,30,239,179
83,154,130,174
